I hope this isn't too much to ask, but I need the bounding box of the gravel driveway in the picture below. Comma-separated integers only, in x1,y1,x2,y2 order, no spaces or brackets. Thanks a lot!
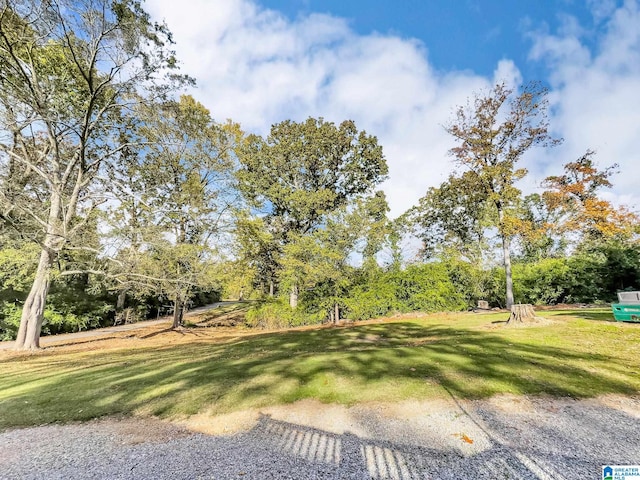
1,395,638,479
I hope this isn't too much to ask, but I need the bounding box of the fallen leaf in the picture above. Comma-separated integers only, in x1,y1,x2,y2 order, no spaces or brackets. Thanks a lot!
453,433,474,444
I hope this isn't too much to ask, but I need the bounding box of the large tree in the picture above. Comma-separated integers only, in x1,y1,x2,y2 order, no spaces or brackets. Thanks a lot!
237,117,388,308
444,82,561,308
103,95,241,328
0,0,184,349
134,96,240,327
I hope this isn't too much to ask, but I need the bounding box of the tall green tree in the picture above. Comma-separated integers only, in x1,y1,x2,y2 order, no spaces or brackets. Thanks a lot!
0,0,185,349
280,192,390,321
237,117,388,308
406,171,489,263
444,82,561,308
108,95,241,328
230,212,279,297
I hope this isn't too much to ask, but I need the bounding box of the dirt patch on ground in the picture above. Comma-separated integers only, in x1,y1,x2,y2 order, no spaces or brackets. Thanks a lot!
98,416,192,444
483,394,539,414
592,394,640,419
178,393,640,439
178,397,493,455
481,315,557,330
502,316,557,328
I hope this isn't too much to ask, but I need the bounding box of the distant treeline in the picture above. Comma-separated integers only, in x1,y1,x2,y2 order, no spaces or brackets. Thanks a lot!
245,240,640,328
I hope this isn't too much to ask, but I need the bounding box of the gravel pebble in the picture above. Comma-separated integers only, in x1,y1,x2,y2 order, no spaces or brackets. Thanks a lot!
1,397,639,480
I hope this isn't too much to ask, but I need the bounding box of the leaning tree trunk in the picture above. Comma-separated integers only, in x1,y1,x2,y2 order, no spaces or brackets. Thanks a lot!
14,247,55,350
14,190,63,350
507,304,537,324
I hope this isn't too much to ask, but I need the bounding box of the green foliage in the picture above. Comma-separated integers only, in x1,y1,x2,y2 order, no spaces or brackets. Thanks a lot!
486,241,640,306
511,259,572,305
245,299,325,329
0,247,117,339
0,301,114,340
237,117,388,233
342,283,397,321
344,264,468,320
235,117,388,301
587,241,640,297
0,244,39,301
0,303,20,341
405,172,489,262
442,259,497,307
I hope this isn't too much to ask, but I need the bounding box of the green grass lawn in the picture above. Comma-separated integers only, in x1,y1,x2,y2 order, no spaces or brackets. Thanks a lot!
1,308,639,431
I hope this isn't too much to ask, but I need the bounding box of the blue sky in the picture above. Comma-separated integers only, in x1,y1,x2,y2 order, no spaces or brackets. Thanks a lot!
258,0,597,78
145,0,639,219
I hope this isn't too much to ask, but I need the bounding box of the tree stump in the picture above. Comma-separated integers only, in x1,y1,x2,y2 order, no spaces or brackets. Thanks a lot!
507,304,537,324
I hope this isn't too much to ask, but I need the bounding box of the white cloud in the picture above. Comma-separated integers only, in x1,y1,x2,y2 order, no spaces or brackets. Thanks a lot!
528,0,640,209
146,0,495,216
146,0,639,217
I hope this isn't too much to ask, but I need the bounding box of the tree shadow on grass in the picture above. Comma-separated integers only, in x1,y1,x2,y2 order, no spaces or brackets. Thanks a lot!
0,321,639,429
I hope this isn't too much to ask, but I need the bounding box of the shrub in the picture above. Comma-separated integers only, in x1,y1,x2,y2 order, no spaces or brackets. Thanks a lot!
512,258,572,305
343,263,467,320
0,302,21,341
245,299,325,329
0,301,114,340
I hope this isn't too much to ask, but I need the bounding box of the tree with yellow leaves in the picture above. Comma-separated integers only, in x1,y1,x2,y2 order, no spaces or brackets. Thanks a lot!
543,150,639,242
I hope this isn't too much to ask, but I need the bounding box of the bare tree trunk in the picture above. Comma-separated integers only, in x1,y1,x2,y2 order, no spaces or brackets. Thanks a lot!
289,284,298,309
269,279,274,297
498,208,515,309
14,247,54,350
114,289,127,325
116,290,126,310
14,185,64,350
502,235,514,309
172,295,185,328
334,303,340,325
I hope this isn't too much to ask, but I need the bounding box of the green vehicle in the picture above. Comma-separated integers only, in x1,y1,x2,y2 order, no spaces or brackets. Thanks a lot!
612,292,640,322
